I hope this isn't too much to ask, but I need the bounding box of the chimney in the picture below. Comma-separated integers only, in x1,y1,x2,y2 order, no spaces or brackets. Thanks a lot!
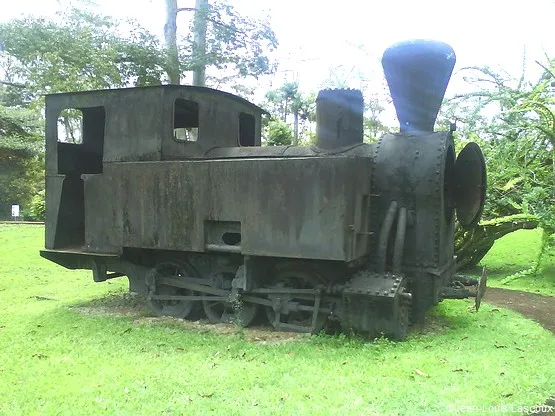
382,40,456,133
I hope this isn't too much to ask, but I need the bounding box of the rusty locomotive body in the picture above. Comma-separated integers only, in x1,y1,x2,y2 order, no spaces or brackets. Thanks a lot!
40,40,487,339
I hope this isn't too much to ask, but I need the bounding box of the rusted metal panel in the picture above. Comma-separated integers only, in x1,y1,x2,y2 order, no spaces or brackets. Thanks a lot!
45,88,166,167
83,156,372,261
44,175,64,249
83,172,123,254
102,89,167,162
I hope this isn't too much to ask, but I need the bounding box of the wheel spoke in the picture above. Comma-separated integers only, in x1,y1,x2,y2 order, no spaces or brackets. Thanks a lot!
206,301,219,310
146,259,198,319
264,266,327,334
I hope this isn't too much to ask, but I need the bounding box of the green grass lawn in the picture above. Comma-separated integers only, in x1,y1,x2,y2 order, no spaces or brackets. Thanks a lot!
479,228,555,296
0,224,554,415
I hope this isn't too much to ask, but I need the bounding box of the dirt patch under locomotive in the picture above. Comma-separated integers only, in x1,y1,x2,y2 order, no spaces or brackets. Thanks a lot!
69,287,555,338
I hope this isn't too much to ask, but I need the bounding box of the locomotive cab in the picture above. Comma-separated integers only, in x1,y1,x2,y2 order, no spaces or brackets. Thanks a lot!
43,86,266,251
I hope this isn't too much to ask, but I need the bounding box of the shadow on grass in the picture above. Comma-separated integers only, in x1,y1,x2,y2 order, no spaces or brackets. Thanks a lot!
64,291,311,345
422,300,481,334
63,289,479,346
541,264,555,278
69,291,152,318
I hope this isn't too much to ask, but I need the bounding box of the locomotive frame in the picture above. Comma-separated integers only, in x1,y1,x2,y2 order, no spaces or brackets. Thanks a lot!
40,40,487,339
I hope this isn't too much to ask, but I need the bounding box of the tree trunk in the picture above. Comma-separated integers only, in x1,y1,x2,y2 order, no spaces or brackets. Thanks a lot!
293,110,299,145
455,215,540,270
192,0,208,86
164,0,180,84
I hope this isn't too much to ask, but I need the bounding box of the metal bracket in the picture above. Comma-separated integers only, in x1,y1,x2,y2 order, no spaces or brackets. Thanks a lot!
91,260,124,282
232,265,247,290
91,261,107,282
310,289,322,332
232,256,261,291
440,287,475,299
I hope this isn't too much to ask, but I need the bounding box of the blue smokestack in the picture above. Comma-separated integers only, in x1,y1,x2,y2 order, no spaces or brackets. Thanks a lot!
382,39,456,133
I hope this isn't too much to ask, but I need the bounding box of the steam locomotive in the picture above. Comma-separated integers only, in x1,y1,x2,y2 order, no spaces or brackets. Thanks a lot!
40,39,487,339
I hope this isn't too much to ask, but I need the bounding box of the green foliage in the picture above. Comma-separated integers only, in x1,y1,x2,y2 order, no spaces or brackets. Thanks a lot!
0,104,43,219
0,105,40,142
498,227,554,285
262,82,315,145
30,189,45,221
0,7,169,219
364,92,390,141
199,1,277,77
444,59,555,266
480,228,555,296
299,130,317,146
446,61,555,230
455,214,539,269
0,153,43,219
265,119,293,146
0,8,165,99
171,0,278,86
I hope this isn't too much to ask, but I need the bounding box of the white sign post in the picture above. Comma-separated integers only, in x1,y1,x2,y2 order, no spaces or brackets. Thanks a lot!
11,204,20,221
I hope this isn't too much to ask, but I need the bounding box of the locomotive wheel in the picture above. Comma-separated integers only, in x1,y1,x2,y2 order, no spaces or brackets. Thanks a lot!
202,268,258,327
203,297,258,326
146,259,198,319
264,265,328,333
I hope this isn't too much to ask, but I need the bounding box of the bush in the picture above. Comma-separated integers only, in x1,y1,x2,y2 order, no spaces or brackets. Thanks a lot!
265,120,293,146
30,189,45,221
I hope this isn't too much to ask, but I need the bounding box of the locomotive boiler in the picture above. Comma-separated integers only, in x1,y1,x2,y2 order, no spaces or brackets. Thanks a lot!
40,39,487,339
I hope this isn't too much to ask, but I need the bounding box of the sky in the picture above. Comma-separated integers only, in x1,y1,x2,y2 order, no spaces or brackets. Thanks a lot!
1,0,554,100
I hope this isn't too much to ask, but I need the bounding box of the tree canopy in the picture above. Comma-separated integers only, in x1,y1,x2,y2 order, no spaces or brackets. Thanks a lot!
0,8,165,99
0,7,168,219
164,0,278,88
0,101,43,218
448,62,555,227
263,81,315,145
444,58,555,268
